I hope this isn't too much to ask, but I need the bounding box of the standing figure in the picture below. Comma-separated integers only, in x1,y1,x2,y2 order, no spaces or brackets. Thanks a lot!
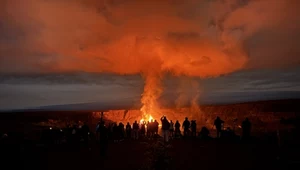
141,121,146,137
161,116,170,142
191,120,197,137
242,118,251,140
126,122,132,139
113,123,119,143
81,122,90,147
169,120,174,139
182,117,191,137
214,116,224,138
95,121,101,141
118,122,125,140
132,121,139,140
154,120,159,135
175,120,181,137
99,121,108,157
146,121,151,138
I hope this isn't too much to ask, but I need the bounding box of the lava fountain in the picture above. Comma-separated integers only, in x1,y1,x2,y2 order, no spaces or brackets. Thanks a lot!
140,69,163,123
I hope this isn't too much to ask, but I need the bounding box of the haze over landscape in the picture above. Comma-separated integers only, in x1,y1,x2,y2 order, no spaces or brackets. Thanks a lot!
1,0,300,111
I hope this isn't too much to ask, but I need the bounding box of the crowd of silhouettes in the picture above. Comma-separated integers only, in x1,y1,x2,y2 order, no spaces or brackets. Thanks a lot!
94,116,254,150
94,115,253,145
0,115,254,158
1,113,300,170
39,121,91,148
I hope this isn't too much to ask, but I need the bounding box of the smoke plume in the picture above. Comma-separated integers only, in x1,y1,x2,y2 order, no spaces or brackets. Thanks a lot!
175,77,203,122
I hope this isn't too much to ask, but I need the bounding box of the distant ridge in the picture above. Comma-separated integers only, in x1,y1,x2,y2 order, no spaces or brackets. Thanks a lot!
1,91,300,112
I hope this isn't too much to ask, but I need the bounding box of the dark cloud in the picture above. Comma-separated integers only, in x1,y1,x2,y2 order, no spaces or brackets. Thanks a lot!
1,67,300,110
0,72,143,85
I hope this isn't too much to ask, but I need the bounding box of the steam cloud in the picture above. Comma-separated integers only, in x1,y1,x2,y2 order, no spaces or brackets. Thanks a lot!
1,0,300,119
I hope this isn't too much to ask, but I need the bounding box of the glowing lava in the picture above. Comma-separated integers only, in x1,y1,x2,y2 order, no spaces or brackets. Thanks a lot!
140,115,154,124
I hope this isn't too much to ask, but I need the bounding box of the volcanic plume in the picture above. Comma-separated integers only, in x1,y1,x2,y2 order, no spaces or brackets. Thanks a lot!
1,0,300,121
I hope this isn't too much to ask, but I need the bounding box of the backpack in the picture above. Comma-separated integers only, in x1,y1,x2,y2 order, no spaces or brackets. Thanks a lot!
96,124,100,132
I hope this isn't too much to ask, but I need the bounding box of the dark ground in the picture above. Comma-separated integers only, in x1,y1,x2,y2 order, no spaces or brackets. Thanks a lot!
1,134,299,170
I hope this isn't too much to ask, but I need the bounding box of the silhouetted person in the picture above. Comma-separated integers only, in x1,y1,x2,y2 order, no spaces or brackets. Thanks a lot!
199,126,210,139
108,123,113,139
126,122,131,139
149,120,155,137
161,116,170,142
191,120,197,137
175,120,181,137
113,123,119,142
99,121,108,157
233,118,238,132
154,120,159,135
119,122,125,140
169,120,174,139
242,118,251,140
146,121,151,138
70,124,78,145
96,121,101,141
182,117,190,137
133,121,139,140
214,116,224,138
141,121,146,137
81,122,90,147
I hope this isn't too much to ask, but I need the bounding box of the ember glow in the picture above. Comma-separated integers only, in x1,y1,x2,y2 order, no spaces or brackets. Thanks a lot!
140,115,154,124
